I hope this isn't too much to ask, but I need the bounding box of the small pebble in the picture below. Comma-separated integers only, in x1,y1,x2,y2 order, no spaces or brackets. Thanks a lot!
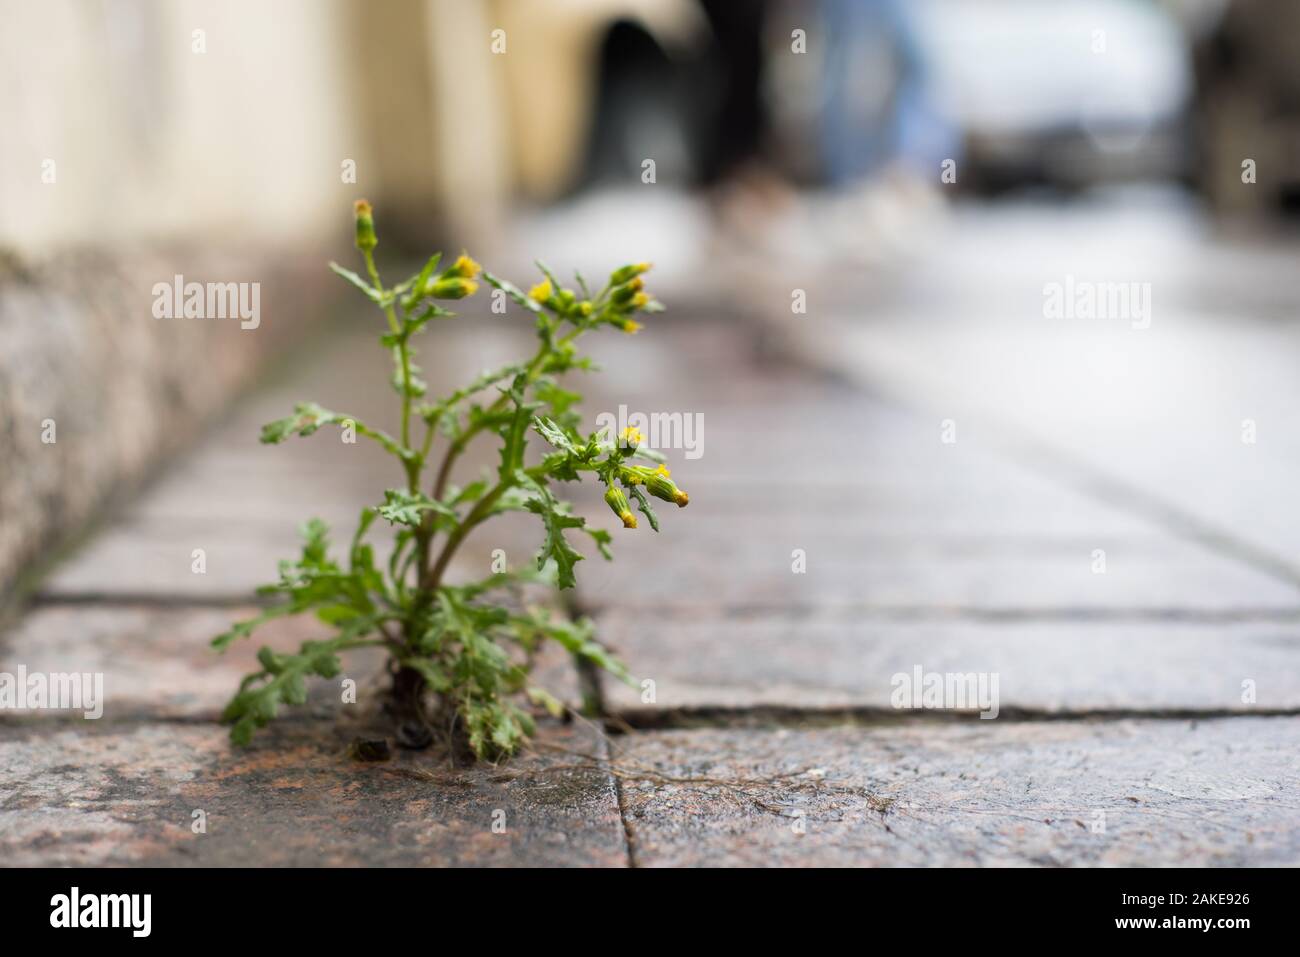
348,737,392,762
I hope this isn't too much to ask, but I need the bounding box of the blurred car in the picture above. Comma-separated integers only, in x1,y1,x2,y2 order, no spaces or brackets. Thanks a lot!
904,0,1194,192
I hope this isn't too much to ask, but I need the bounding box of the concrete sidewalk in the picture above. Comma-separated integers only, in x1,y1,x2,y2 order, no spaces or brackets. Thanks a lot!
3,296,1299,866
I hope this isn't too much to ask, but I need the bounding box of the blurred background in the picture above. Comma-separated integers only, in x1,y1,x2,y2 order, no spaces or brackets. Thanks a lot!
9,0,1300,251
5,0,1300,602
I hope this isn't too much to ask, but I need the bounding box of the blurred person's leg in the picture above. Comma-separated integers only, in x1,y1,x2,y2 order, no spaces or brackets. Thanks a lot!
815,0,958,185
705,0,954,270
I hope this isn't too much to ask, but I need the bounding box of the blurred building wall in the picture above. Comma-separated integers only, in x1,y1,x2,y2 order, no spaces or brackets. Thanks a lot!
1,0,369,252
0,0,706,254
1,0,376,601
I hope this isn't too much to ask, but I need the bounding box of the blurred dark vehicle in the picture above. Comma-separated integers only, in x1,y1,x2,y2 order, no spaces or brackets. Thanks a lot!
734,0,1197,194
905,0,1193,193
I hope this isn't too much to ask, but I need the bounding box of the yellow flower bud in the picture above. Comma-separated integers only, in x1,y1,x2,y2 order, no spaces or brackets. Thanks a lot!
610,262,652,285
646,470,689,507
604,485,637,528
622,320,642,335
619,426,642,451
611,277,644,305
528,279,552,303
427,277,478,300
354,199,377,252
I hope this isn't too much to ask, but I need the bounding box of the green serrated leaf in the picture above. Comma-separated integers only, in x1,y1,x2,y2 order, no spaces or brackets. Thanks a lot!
211,604,294,651
376,489,457,528
406,302,457,332
534,260,564,295
519,474,585,589
532,416,580,455
329,262,382,302
260,402,408,460
400,252,443,312
628,484,660,532
583,526,614,560
497,378,540,482
527,686,566,718
481,270,542,314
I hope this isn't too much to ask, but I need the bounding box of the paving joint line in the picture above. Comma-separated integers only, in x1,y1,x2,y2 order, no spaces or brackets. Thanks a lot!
769,323,1300,596
603,704,1300,732
582,604,1300,624
26,592,1300,625
26,592,273,609
7,704,1297,753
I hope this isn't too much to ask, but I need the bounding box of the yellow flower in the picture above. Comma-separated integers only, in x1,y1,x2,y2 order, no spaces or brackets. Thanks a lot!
450,254,480,278
622,320,642,335
528,279,552,302
631,292,649,309
619,426,642,449
655,464,671,477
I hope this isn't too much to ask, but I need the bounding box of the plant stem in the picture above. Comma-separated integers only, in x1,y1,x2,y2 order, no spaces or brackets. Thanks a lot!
362,247,435,662
361,247,416,480
422,482,507,592
417,320,596,592
431,438,462,501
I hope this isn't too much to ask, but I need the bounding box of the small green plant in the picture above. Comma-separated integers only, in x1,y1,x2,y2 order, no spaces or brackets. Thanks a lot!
213,200,687,759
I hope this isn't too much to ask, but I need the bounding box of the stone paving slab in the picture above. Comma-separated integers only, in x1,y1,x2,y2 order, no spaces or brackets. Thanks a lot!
39,322,538,601
577,479,1163,547
759,204,1300,590
574,513,1300,613
573,326,1300,614
0,604,340,722
613,717,1300,866
40,508,549,601
57,319,1290,617
0,719,626,867
596,615,1300,714
0,603,581,723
